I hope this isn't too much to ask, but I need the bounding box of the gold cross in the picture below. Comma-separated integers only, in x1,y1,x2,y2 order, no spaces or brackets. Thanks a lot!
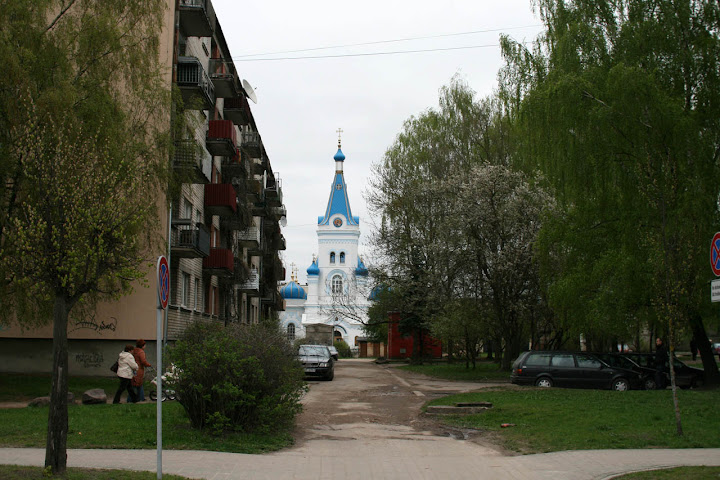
336,128,343,147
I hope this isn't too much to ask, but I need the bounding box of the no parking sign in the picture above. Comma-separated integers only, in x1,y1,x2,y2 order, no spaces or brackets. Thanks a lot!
157,256,169,309
711,234,720,302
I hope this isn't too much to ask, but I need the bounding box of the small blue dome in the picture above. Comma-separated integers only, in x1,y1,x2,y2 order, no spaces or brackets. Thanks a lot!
334,148,345,162
280,281,307,300
307,259,319,276
355,258,368,277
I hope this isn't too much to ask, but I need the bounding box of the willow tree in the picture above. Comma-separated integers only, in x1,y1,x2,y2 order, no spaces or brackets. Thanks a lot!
0,0,168,472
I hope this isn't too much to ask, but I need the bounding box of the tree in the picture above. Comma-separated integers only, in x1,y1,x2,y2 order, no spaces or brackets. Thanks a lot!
0,1,167,472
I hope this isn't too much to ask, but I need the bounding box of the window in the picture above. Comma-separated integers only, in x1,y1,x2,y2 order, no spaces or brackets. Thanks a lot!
330,252,336,264
339,252,345,264
287,324,295,341
525,353,551,366
181,272,190,307
331,275,343,295
550,354,575,367
194,278,201,310
576,354,601,369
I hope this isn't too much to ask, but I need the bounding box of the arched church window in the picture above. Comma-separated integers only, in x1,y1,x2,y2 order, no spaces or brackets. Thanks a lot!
330,252,336,263
340,252,345,264
287,323,295,341
332,275,343,295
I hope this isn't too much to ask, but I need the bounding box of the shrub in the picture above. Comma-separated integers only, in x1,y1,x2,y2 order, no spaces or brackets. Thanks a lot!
334,339,353,358
167,320,306,435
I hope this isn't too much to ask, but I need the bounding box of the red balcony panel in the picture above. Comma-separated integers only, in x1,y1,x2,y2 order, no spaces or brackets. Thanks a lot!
204,183,237,216
206,119,237,157
202,247,234,274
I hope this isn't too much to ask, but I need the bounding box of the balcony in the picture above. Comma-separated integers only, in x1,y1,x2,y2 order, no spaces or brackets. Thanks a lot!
221,153,248,186
179,0,215,37
170,220,210,258
223,95,251,126
206,120,237,157
246,176,262,203
204,183,237,217
202,247,234,277
272,234,286,251
240,131,261,157
265,173,283,207
270,205,287,221
237,226,260,248
209,58,240,98
237,269,259,294
251,157,266,175
176,56,214,110
173,139,212,184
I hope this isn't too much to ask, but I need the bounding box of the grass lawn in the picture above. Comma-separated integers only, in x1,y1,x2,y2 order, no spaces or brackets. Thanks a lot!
0,373,293,454
427,387,720,454
400,360,511,382
0,465,194,479
615,466,720,479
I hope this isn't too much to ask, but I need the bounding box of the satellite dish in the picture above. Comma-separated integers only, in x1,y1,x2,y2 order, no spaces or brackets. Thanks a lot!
242,79,258,104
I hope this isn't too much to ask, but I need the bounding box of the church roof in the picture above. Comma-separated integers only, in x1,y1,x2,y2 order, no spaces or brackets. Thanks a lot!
280,281,307,300
355,257,368,277
307,258,319,276
317,147,359,226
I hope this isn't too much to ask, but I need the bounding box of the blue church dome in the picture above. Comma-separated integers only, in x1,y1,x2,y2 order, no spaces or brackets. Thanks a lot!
280,281,307,300
307,259,319,276
334,148,345,162
355,257,368,277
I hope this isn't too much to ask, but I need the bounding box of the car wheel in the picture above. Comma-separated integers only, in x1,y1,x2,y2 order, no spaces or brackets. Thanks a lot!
612,378,630,391
535,377,553,388
643,378,656,390
325,369,334,381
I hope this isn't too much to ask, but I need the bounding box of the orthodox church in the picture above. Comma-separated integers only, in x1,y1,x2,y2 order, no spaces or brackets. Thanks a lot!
279,137,370,350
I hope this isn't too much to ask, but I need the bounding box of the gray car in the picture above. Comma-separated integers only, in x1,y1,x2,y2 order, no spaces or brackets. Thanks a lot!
298,345,335,381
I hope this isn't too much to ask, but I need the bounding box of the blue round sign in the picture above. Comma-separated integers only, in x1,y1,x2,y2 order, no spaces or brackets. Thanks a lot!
157,256,170,309
711,233,720,277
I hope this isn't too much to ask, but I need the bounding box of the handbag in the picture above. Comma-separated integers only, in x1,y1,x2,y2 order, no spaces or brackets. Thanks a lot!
110,361,119,373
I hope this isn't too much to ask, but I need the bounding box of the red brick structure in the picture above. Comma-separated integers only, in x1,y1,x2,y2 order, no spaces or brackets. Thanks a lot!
387,312,442,360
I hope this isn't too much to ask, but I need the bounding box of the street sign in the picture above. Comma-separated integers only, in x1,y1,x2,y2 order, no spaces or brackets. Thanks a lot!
712,233,720,277
712,279,720,303
157,256,169,310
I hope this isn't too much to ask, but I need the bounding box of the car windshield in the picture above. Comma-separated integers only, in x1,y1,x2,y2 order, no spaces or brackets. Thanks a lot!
299,346,328,356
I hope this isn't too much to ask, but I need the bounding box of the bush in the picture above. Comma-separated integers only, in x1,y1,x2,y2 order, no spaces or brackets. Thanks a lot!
334,339,353,358
167,320,306,435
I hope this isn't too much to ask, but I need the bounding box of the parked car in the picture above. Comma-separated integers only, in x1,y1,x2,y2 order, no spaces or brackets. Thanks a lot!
298,345,335,381
511,351,643,391
328,345,339,361
619,352,703,389
712,342,720,355
591,352,657,390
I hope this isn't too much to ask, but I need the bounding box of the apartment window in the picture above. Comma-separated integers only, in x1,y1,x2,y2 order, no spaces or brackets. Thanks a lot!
181,272,190,307
331,275,343,295
183,197,192,220
194,278,201,311
339,252,345,264
330,252,335,264
287,324,295,341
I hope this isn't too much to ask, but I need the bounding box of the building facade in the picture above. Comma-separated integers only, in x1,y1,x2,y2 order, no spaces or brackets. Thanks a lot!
0,0,286,374
279,142,369,350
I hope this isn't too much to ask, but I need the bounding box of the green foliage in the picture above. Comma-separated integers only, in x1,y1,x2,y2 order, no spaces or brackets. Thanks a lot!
400,362,509,382
0,465,193,480
333,339,353,358
167,320,307,435
428,387,720,453
615,467,720,480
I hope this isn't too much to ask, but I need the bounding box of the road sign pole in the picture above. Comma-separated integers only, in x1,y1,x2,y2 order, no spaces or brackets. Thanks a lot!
156,256,169,480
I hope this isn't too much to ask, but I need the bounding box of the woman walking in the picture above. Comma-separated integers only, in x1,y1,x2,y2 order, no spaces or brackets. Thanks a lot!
113,344,139,404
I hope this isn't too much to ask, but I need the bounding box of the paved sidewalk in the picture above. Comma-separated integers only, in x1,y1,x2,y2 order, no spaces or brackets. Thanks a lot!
1,444,719,479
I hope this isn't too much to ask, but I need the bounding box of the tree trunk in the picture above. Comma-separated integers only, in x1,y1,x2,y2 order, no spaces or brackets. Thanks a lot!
689,312,719,386
45,294,69,474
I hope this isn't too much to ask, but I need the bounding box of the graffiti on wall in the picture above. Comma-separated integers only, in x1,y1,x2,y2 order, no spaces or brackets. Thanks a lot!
70,314,118,334
74,352,104,368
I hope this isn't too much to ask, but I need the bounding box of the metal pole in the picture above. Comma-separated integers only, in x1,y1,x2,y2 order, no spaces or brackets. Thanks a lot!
156,305,163,479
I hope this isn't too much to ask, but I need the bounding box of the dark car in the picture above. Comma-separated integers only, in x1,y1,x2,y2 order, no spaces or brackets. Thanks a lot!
298,345,335,381
511,351,643,391
591,352,657,390
619,352,703,389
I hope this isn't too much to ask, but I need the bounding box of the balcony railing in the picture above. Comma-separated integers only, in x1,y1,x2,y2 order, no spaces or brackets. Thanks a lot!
179,0,215,37
237,226,260,248
240,131,261,157
251,157,266,175
237,269,260,293
265,172,283,207
209,58,240,98
202,247,234,276
177,56,214,110
223,95,251,126
206,120,237,157
204,183,237,217
221,153,248,185
170,219,210,258
173,139,212,184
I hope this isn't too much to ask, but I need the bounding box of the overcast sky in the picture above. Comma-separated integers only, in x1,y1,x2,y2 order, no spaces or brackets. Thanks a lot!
212,0,544,284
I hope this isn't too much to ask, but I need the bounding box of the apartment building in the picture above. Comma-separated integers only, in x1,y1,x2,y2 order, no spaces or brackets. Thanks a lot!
0,0,286,374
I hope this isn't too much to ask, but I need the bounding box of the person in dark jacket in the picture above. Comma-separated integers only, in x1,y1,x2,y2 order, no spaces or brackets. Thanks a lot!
654,337,668,390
